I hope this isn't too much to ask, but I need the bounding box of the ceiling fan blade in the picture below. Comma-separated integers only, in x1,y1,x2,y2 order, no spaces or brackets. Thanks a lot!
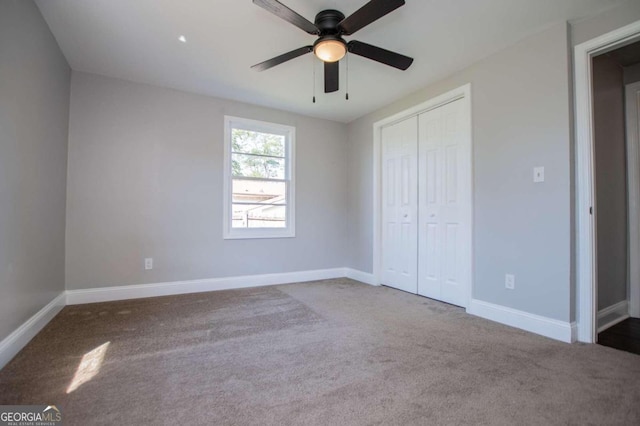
348,40,413,70
253,0,319,35
324,61,339,93
338,0,405,35
251,46,313,71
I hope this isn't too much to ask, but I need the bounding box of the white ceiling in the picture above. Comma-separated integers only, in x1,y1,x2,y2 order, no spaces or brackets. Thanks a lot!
36,0,625,123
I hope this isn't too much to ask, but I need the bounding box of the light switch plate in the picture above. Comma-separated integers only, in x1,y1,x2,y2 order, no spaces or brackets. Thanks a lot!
533,166,545,183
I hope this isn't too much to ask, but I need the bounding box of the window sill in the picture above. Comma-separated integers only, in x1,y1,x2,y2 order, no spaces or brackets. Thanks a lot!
223,229,296,240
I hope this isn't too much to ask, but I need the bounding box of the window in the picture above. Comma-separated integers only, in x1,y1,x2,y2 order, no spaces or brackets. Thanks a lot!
223,116,295,239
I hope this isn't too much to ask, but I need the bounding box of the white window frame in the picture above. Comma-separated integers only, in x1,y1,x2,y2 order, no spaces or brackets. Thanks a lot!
223,116,295,239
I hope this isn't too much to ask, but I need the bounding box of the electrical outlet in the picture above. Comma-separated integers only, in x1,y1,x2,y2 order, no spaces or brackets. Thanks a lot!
144,258,153,270
533,166,545,183
505,274,515,290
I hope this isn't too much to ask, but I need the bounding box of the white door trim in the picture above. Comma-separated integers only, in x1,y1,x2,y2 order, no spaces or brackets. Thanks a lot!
373,84,473,308
574,20,640,343
626,81,640,318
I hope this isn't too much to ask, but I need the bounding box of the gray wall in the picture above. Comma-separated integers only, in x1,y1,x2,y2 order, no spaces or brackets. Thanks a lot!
593,55,628,310
0,0,70,340
571,0,640,47
347,23,573,321
624,63,640,85
66,72,348,290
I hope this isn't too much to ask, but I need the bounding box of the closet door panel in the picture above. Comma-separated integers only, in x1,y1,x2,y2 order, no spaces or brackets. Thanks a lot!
418,99,469,307
381,117,418,293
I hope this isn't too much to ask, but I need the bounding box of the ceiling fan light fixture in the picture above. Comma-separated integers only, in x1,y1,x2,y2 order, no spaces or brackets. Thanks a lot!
314,37,347,62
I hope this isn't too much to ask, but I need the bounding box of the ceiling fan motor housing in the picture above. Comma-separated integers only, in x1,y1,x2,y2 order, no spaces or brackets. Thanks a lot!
314,10,345,35
313,9,348,62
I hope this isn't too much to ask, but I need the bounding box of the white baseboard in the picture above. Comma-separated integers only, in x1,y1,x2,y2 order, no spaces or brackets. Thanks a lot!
467,299,576,343
344,268,378,286
0,293,66,369
66,268,347,305
597,300,629,333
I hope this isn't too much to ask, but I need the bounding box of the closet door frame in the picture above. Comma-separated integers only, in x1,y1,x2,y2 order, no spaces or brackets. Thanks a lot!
373,84,473,307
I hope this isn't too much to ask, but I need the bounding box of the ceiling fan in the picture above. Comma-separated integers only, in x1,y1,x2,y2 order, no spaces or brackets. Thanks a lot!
251,0,414,94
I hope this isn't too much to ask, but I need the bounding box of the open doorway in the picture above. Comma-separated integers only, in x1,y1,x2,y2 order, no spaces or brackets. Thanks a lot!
574,20,640,350
591,42,640,355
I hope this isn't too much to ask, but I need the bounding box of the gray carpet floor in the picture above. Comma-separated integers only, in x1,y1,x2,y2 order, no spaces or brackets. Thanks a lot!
1,278,639,425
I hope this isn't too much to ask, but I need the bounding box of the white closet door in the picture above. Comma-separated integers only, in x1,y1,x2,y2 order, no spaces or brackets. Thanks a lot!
381,116,418,293
418,99,470,307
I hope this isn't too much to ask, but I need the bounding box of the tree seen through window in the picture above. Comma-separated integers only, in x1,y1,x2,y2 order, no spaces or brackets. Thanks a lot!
231,129,285,179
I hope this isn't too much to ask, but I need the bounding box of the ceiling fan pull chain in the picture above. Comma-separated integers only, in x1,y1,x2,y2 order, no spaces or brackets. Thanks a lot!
346,53,350,101
312,55,316,103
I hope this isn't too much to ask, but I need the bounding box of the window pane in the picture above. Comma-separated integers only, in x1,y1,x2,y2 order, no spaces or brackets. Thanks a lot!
232,204,286,228
232,153,285,179
231,128,285,157
232,179,286,204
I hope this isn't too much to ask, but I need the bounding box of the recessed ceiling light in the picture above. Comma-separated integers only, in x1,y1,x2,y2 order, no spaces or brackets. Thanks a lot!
178,35,187,43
